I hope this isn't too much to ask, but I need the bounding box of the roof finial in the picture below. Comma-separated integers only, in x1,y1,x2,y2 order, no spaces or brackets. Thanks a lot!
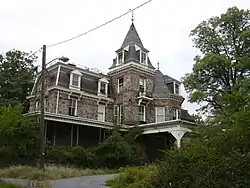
130,9,135,22
157,61,159,70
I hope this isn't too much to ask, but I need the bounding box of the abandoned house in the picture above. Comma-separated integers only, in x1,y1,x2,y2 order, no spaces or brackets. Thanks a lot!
26,23,196,159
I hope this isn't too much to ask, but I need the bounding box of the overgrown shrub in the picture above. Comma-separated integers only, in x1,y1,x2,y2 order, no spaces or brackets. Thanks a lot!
46,128,147,169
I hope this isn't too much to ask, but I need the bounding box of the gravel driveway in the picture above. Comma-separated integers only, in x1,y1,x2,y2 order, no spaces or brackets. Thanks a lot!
0,174,116,188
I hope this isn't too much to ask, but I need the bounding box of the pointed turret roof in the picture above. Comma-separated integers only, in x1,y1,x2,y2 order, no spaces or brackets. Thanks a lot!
121,23,144,48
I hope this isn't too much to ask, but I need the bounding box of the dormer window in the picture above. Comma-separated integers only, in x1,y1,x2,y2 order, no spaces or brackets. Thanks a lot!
173,82,180,95
117,51,124,64
69,70,82,91
98,77,109,97
72,74,80,86
140,51,147,64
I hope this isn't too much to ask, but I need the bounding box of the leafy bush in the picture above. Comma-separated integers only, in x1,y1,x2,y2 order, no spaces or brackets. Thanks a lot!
46,128,147,169
0,105,39,167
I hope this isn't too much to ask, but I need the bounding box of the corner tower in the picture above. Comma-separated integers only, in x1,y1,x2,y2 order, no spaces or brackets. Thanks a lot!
108,23,155,125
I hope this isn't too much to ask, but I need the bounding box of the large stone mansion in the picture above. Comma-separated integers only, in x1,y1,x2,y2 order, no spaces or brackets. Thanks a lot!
26,23,195,159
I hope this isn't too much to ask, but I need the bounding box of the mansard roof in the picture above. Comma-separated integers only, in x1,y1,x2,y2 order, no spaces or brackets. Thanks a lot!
152,69,171,98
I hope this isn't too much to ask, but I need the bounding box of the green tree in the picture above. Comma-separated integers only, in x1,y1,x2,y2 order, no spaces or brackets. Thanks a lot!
0,50,37,106
182,7,250,114
0,105,39,167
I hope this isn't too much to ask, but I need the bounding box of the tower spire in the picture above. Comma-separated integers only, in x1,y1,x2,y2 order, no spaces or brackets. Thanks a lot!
157,61,159,70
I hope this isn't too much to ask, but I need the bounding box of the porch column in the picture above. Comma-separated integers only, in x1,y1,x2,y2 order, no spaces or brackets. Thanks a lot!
169,125,187,148
76,125,79,146
53,124,56,146
71,124,73,147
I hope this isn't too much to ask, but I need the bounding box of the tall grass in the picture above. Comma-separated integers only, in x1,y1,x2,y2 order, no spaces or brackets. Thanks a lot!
0,165,113,180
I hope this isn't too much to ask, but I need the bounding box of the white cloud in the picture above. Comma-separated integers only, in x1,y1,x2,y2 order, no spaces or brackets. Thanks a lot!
0,0,249,115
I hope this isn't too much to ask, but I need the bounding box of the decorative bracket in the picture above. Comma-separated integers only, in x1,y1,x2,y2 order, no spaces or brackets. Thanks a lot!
97,98,101,105
78,92,84,101
138,98,143,106
68,91,72,99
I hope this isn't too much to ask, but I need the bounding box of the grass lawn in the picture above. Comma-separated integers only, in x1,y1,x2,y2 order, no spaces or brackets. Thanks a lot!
0,165,114,181
0,182,21,188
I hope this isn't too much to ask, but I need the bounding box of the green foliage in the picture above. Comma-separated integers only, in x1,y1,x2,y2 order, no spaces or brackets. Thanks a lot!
46,127,146,169
0,165,109,181
0,182,21,188
0,50,37,107
0,105,39,167
182,7,250,114
111,109,250,188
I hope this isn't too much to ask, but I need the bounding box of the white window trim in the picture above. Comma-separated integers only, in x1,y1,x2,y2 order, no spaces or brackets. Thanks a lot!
117,78,124,94
155,107,165,123
35,101,40,111
114,105,122,124
139,78,147,93
139,105,146,122
69,99,77,116
98,104,106,122
140,50,148,65
69,70,82,91
117,51,124,64
174,82,180,95
98,77,109,96
173,108,179,120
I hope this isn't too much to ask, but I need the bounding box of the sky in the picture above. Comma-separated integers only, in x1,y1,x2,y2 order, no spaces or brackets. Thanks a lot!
1,0,249,115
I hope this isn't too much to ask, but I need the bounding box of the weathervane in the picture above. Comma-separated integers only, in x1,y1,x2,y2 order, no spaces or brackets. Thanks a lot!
157,61,159,70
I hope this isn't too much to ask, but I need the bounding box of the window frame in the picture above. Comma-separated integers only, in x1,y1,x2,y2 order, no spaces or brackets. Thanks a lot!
114,105,122,124
155,107,165,123
98,104,106,122
173,108,179,120
139,105,146,122
117,51,124,64
139,77,146,92
117,77,124,93
68,98,77,116
140,51,147,64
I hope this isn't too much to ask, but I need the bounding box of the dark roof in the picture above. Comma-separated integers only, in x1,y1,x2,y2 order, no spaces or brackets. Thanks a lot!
110,23,155,70
152,70,171,98
122,23,144,48
116,23,149,53
181,109,195,122
164,75,181,84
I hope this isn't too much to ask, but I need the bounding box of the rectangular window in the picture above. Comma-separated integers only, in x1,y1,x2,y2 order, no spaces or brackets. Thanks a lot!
100,82,106,94
139,78,146,92
118,51,123,64
72,74,79,87
117,77,124,93
98,104,105,122
141,51,147,64
68,99,77,116
175,83,180,95
139,105,146,122
155,107,165,123
35,101,40,111
173,108,179,120
114,105,122,124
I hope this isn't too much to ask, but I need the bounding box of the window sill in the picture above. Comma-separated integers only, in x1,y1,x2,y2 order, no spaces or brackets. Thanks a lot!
69,85,80,91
